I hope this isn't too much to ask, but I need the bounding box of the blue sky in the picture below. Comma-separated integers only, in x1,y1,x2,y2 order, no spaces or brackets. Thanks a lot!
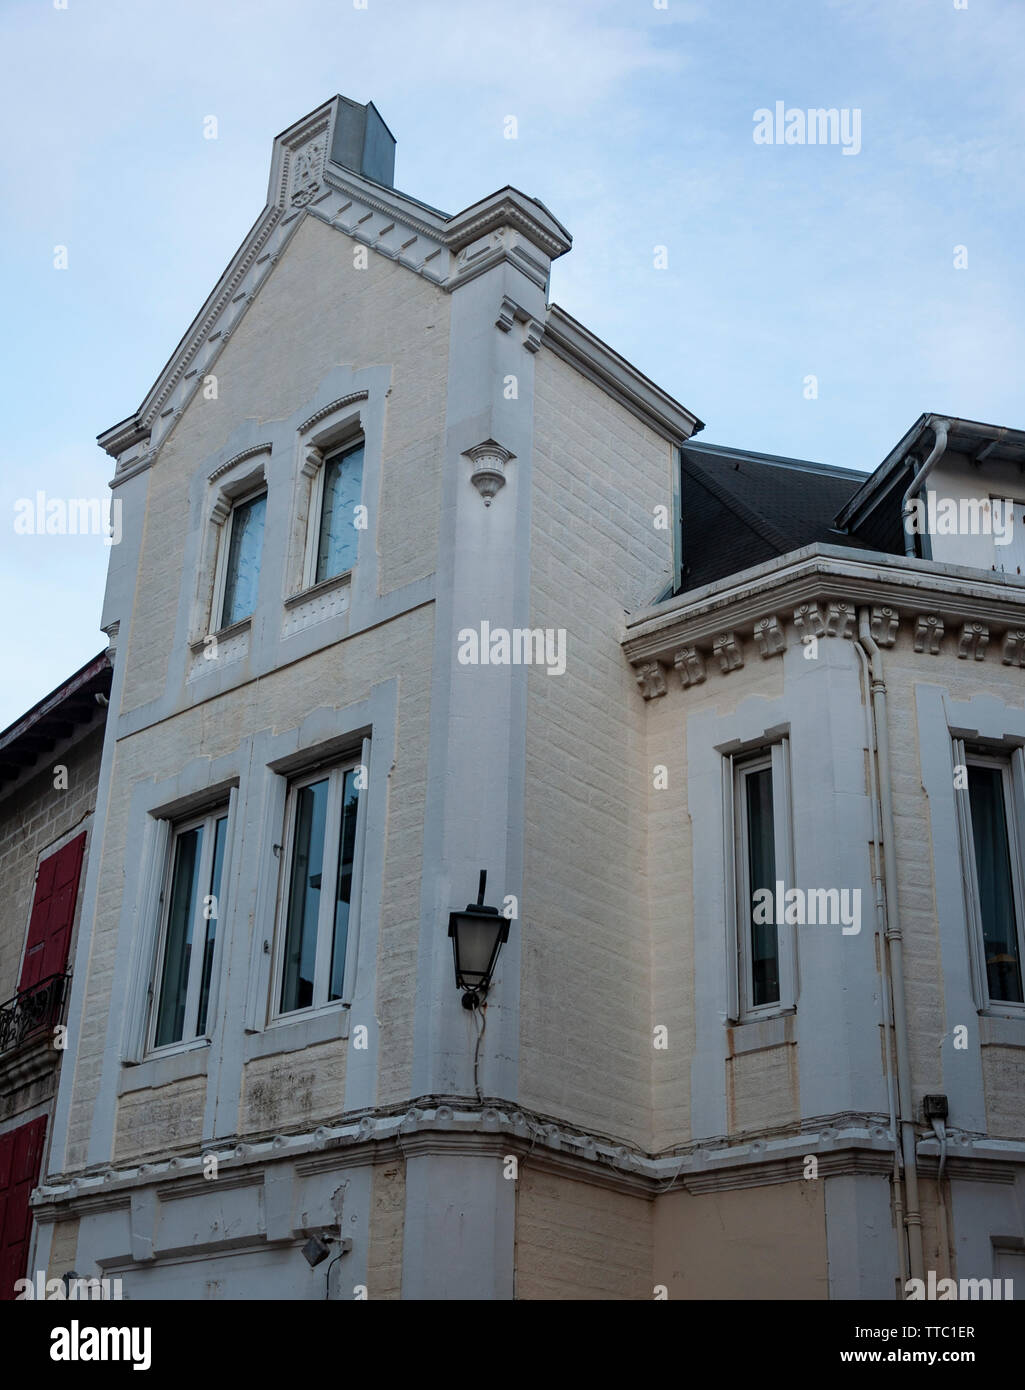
1,0,1022,726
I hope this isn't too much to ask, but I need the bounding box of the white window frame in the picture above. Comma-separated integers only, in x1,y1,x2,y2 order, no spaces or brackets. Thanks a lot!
212,484,267,632
724,739,797,1022
300,438,364,591
953,739,1025,1015
147,804,231,1055
269,753,368,1021
992,496,1025,578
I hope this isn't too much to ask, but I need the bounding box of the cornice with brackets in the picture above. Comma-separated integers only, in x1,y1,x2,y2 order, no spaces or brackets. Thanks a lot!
625,544,1025,698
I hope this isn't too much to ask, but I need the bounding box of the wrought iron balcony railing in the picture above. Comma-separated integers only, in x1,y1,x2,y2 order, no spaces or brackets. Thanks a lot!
0,973,69,1056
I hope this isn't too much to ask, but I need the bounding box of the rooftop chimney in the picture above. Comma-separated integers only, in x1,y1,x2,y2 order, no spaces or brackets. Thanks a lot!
329,97,395,187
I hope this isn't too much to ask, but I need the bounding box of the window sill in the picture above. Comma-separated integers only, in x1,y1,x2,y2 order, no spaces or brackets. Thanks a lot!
726,1011,796,1055
978,1012,1025,1047
244,1004,350,1061
119,1041,210,1094
189,615,253,655
284,571,352,609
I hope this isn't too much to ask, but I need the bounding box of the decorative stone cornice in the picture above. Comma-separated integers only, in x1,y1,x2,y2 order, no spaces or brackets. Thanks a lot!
32,1102,1022,1219
543,305,702,445
624,544,1025,693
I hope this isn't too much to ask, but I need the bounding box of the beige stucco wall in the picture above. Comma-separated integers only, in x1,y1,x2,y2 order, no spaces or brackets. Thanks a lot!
515,1167,653,1299
654,1179,828,1299
521,348,677,1149
367,1159,405,1299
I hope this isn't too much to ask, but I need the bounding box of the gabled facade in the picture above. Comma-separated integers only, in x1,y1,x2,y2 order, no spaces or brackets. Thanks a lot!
26,96,1025,1300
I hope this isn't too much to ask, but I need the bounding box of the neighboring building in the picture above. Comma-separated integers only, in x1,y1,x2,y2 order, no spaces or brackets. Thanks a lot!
26,96,1025,1299
0,652,110,1298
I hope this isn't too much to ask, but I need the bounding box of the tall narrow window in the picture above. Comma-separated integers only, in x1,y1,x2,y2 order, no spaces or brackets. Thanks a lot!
219,490,266,628
315,443,363,583
728,741,795,1020
958,751,1025,1007
743,762,779,1007
152,808,229,1049
277,763,363,1016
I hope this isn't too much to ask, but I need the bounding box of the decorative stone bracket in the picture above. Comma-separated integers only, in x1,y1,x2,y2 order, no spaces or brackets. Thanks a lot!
465,440,515,507
629,599,1025,700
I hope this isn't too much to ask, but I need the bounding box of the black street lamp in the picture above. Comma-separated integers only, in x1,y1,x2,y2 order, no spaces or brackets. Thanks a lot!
447,869,509,1009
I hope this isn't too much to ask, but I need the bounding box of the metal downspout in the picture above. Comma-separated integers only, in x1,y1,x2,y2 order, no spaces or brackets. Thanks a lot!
902,420,951,558
853,637,907,1292
856,608,925,1285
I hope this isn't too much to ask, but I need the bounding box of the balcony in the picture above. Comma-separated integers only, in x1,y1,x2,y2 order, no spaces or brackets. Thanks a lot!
0,973,69,1059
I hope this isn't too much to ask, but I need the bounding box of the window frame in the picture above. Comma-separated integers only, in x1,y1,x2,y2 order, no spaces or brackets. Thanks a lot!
146,803,231,1056
269,754,367,1022
724,738,797,1023
301,438,365,592
212,484,268,632
953,740,1025,1015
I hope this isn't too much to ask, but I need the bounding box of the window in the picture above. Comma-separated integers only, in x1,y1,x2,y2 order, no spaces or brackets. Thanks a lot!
217,490,266,628
275,762,363,1016
311,442,363,585
151,808,228,1049
726,740,796,1020
955,744,1025,1009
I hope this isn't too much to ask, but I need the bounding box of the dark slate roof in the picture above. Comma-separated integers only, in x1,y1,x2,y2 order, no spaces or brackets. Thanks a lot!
679,441,871,592
0,651,111,794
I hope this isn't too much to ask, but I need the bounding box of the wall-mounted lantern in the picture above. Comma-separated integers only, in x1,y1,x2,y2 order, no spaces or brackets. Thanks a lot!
447,869,509,1009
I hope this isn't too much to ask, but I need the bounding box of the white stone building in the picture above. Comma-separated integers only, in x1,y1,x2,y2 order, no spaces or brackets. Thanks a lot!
27,97,1025,1300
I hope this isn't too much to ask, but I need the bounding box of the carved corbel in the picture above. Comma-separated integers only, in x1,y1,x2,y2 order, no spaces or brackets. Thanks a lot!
913,615,944,654
635,661,667,700
826,601,856,639
958,622,989,661
871,606,900,647
674,647,706,688
1001,630,1025,666
713,632,744,673
792,603,825,640
753,616,786,658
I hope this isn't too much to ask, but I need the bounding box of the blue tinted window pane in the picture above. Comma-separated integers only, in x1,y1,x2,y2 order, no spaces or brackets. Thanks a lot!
155,826,203,1047
196,815,228,1036
968,765,1024,1003
221,493,266,627
329,770,359,1001
316,445,363,582
280,780,328,1013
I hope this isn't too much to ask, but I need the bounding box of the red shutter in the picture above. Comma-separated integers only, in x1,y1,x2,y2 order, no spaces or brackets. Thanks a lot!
0,1116,47,1299
19,832,85,992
